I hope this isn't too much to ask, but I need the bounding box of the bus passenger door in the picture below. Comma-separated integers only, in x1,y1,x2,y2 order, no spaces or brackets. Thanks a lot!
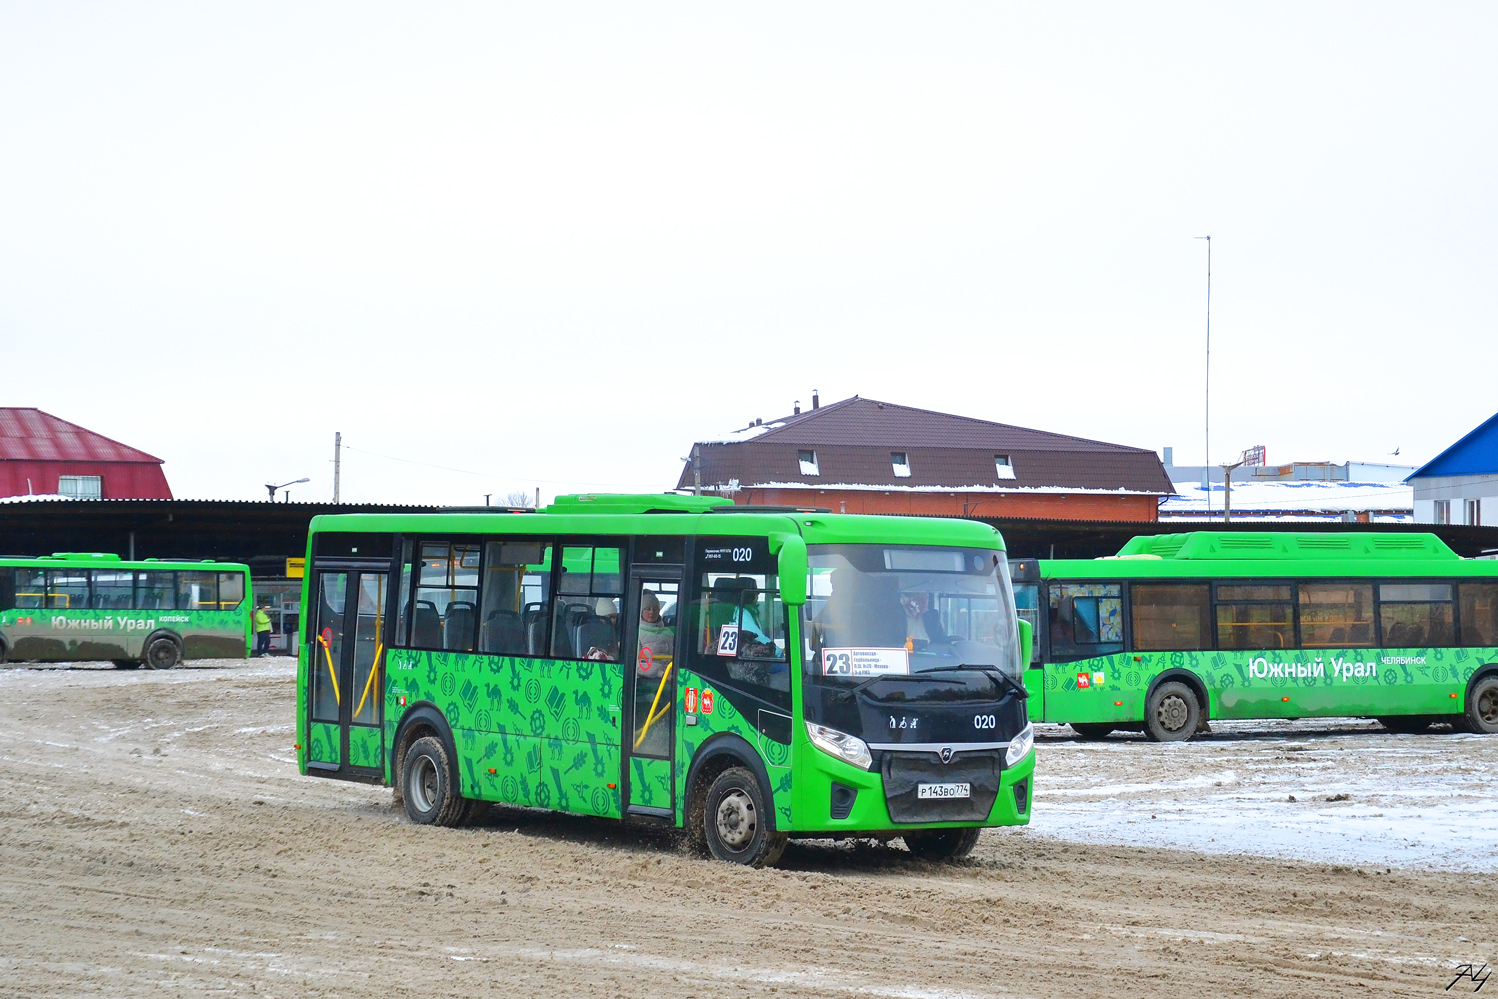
621,574,681,818
308,568,388,780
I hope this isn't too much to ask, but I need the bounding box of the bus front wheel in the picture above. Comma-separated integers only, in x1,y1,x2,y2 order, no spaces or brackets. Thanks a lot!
144,637,181,670
1145,681,1200,742
1465,676,1498,735
701,766,786,867
903,827,981,862
402,736,470,826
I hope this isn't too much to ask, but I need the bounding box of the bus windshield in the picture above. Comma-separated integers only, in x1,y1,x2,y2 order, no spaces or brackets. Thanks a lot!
804,544,1022,680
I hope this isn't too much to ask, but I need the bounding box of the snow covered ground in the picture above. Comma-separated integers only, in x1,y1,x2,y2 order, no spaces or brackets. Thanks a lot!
1028,719,1498,871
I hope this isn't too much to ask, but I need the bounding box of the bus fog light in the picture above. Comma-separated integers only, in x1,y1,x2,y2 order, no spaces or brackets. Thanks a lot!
806,722,873,771
1005,723,1034,767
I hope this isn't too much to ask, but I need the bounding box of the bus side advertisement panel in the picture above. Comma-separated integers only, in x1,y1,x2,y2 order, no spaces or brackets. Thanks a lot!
676,667,793,831
385,649,625,820
0,608,246,661
1042,646,1498,723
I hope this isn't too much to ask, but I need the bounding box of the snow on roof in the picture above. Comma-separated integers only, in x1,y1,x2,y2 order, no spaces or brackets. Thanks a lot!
1160,478,1413,517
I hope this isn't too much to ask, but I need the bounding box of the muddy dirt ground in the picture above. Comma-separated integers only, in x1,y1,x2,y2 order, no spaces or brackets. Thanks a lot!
1,659,1493,998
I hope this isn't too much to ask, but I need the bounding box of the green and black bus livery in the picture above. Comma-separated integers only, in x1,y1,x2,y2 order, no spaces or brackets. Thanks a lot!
296,494,1035,865
0,552,252,668
1015,532,1498,740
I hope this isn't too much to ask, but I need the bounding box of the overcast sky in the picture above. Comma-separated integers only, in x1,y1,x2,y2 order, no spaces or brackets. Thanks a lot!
3,3,1494,504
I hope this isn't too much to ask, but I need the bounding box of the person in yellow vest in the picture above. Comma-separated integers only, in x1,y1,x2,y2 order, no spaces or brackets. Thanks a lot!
253,603,273,657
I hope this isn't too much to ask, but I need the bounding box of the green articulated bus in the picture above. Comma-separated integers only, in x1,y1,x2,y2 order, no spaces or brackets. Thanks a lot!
295,494,1036,866
1013,532,1498,741
0,553,252,668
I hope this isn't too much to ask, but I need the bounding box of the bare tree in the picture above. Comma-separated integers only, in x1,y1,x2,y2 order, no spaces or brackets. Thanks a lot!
504,489,536,509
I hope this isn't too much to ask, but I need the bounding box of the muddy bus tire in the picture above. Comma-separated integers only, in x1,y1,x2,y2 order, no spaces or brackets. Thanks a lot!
702,766,785,867
1070,723,1114,741
402,736,468,827
144,636,182,670
1145,681,1200,742
1464,675,1498,735
904,827,982,862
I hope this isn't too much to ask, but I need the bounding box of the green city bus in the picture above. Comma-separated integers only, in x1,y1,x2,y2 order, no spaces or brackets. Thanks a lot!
0,553,252,668
295,494,1036,866
1014,532,1498,741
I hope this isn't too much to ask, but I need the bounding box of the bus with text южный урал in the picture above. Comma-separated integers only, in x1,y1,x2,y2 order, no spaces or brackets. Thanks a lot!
0,553,252,669
1010,532,1498,742
294,494,1035,866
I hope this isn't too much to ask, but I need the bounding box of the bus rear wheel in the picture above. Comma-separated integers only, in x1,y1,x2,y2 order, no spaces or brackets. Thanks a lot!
144,637,181,670
1464,675,1498,735
1145,681,1200,742
402,736,470,826
903,827,981,862
701,766,786,867
1071,723,1114,741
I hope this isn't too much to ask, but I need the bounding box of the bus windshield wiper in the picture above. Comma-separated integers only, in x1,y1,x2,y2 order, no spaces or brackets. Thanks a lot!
917,663,1029,699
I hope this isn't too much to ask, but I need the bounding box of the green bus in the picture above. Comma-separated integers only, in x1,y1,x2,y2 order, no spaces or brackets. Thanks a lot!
0,553,252,668
295,494,1036,866
1014,532,1498,741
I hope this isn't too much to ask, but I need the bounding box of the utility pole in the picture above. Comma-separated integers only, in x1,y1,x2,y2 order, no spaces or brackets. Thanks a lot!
1195,235,1212,514
333,432,342,504
1222,458,1248,523
692,444,702,496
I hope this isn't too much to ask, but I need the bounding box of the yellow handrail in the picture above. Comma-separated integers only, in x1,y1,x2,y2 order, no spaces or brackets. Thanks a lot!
632,660,674,749
317,633,341,705
353,644,382,721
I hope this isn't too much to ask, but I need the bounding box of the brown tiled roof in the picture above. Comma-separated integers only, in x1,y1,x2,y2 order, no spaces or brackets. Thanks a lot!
678,396,1174,495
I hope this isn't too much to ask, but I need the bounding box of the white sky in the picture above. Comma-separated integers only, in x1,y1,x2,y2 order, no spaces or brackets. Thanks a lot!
2,4,1495,505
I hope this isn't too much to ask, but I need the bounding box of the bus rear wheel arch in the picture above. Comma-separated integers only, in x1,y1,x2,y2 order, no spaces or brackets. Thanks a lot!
143,633,182,670
1464,671,1498,735
1144,677,1203,742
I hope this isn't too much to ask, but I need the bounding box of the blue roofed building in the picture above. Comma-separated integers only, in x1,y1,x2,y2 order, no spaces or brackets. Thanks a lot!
1407,412,1498,526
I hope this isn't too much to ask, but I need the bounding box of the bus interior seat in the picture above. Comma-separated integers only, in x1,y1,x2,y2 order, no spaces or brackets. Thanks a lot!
1330,627,1347,644
573,615,616,661
413,601,442,648
444,601,476,650
483,610,525,653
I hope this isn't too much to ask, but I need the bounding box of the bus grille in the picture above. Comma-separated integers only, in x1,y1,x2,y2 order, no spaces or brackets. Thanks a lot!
880,751,1001,824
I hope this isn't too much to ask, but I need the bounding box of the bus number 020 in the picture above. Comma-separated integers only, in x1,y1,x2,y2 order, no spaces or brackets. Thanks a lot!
731,547,754,562
973,715,997,730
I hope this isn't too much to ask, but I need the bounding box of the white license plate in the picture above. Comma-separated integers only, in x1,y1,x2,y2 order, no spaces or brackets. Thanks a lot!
917,782,971,799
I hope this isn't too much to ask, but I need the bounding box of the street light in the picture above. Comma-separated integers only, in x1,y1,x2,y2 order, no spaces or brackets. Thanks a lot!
266,478,310,503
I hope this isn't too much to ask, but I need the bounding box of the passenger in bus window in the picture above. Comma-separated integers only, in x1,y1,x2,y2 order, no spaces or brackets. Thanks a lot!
636,590,674,674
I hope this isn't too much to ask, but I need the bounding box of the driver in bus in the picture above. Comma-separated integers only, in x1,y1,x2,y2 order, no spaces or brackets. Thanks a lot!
900,590,948,649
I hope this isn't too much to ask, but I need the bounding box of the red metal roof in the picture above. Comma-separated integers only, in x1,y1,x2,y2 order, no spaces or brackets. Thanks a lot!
0,409,164,464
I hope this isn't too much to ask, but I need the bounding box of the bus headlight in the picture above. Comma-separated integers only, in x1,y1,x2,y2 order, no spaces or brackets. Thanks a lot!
806,721,873,771
1005,722,1034,767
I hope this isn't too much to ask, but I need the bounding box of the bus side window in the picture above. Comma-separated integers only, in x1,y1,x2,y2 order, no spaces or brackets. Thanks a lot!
46,569,90,610
0,569,14,611
136,571,175,610
218,573,245,610
1047,583,1123,661
1461,583,1498,646
413,541,480,652
686,544,792,711
1131,583,1211,651
91,570,134,609
480,540,552,657
1013,583,1041,662
551,544,622,662
1299,583,1374,647
178,571,219,611
394,539,414,646
12,568,44,609
1378,582,1455,648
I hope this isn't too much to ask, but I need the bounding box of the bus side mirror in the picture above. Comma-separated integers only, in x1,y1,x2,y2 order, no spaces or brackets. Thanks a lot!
774,534,807,606
1017,617,1033,668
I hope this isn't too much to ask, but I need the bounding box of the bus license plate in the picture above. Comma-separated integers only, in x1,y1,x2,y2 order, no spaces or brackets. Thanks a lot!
917,782,971,799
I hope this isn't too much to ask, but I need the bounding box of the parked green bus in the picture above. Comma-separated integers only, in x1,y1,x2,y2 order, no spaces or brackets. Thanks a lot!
295,494,1035,866
1015,532,1498,741
0,553,252,668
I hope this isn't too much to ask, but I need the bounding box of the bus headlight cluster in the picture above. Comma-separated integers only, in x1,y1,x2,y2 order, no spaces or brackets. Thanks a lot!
805,721,873,771
1005,722,1034,767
